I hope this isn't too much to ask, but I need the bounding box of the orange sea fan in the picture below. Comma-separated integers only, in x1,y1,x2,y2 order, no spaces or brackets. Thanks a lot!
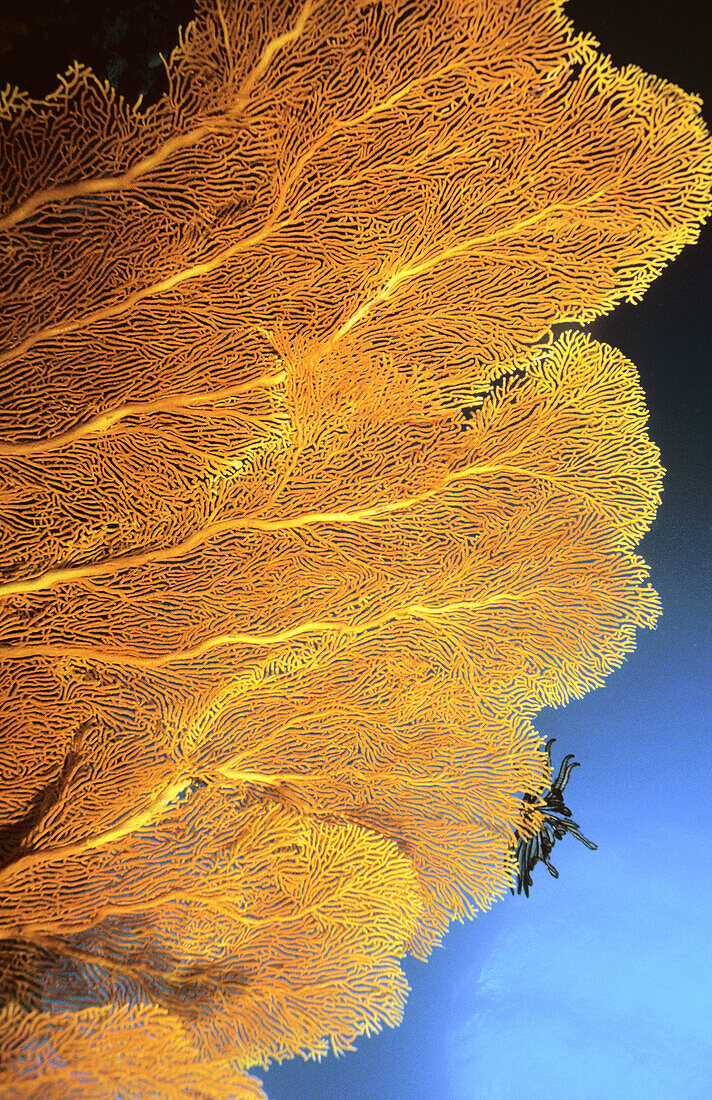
0,1001,268,1099
0,0,710,1096
0,795,422,1067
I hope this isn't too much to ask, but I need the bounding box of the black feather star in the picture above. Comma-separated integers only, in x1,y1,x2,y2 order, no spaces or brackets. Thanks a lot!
512,739,597,897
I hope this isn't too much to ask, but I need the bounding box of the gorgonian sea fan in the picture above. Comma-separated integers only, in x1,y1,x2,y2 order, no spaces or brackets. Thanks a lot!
0,0,710,1095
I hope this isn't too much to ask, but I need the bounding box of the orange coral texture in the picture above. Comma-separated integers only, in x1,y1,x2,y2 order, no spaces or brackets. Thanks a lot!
0,0,710,1095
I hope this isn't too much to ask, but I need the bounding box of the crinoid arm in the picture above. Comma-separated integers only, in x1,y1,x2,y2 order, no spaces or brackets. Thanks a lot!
512,739,598,897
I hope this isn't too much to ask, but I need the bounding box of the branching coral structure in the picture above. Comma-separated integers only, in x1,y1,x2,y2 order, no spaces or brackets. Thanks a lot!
0,0,710,1095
